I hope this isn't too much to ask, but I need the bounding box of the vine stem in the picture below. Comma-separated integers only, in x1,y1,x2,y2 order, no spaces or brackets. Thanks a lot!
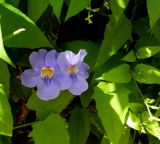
133,78,145,100
133,78,153,118
13,121,38,129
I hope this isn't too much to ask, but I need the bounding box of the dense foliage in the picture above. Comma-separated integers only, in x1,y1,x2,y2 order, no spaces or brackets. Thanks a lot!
1,0,160,144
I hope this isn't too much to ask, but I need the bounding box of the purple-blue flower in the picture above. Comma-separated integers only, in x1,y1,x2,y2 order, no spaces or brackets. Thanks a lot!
21,49,62,101
57,49,89,95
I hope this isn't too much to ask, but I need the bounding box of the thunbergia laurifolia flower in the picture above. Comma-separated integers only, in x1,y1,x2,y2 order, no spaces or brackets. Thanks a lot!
57,49,89,95
21,49,62,101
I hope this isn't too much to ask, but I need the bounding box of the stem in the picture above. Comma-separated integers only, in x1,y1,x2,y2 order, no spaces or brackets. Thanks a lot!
132,130,136,144
133,78,153,119
13,121,37,129
133,78,145,100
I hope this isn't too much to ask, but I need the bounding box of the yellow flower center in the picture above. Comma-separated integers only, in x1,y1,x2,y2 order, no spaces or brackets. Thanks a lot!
41,67,54,78
67,65,78,74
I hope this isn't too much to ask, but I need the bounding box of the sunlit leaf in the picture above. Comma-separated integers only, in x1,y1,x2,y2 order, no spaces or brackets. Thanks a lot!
69,108,90,144
0,85,13,136
29,113,69,144
0,59,10,95
49,0,64,21
93,82,130,144
136,46,160,59
122,50,136,62
96,15,132,68
27,91,73,120
141,111,160,140
100,63,132,83
0,17,14,66
133,64,160,84
147,0,160,28
0,3,51,48
126,111,141,130
65,0,90,20
109,0,129,18
0,0,4,3
28,0,49,22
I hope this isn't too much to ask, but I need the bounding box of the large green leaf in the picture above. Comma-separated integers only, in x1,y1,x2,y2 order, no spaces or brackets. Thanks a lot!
0,85,13,136
136,46,160,59
28,0,49,22
69,108,90,144
0,0,4,3
65,0,90,20
100,63,132,83
0,18,14,66
93,82,130,144
95,15,132,68
27,91,73,120
0,3,51,48
29,113,69,144
109,0,129,18
49,0,64,21
0,59,10,95
118,127,130,144
133,64,160,84
147,0,160,28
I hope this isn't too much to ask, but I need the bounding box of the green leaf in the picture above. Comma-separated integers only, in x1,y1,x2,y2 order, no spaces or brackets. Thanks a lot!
133,64,160,84
0,0,4,3
133,18,149,36
136,46,160,59
0,59,10,95
27,91,73,120
5,0,19,8
118,127,130,144
60,40,99,69
96,15,132,68
100,63,132,83
121,50,136,62
126,111,141,130
129,103,145,114
28,0,49,22
0,17,14,66
29,113,69,144
49,0,64,21
93,82,130,144
0,136,12,144
0,85,13,136
65,0,90,20
147,0,160,28
141,111,160,140
69,108,90,144
109,0,129,18
0,3,51,48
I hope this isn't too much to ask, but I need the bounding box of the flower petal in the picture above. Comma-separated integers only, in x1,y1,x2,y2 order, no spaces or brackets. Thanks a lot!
45,50,57,67
29,49,47,71
57,52,70,73
78,63,89,79
21,69,43,88
69,76,88,95
72,49,87,65
57,74,72,90
37,81,60,100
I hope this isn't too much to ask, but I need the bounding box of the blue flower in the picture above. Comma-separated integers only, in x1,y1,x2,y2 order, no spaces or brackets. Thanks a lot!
21,49,62,101
57,49,89,95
